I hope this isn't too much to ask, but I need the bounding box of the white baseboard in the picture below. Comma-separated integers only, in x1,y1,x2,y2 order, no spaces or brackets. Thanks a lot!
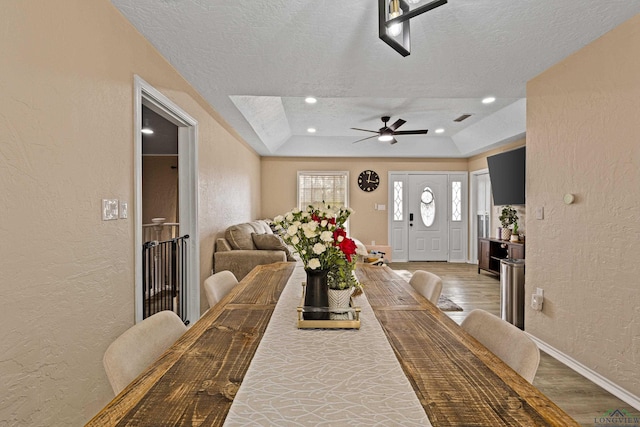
527,334,640,410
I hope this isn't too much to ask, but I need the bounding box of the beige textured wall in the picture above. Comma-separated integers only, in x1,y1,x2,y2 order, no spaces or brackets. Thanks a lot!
0,1,260,425
261,157,467,246
527,15,640,397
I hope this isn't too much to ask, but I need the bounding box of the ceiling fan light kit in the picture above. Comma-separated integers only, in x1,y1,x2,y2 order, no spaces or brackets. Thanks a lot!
379,0,447,57
351,116,428,145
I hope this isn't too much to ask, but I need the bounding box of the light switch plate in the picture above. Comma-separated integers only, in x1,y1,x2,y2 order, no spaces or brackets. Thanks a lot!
119,201,128,219
535,206,544,220
102,199,119,221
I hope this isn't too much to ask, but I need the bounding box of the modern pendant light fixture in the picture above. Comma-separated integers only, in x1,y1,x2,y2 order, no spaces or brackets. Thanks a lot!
379,0,447,57
387,0,403,37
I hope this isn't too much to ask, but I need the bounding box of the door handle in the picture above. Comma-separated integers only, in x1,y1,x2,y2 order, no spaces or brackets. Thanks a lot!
409,213,414,221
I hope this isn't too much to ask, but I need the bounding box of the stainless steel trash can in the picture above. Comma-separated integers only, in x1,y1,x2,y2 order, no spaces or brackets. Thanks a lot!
500,259,525,330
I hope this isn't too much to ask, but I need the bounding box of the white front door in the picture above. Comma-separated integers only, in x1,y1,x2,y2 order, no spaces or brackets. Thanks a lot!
408,174,449,261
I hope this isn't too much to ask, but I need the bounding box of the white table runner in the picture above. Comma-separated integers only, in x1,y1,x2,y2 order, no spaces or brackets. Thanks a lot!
224,264,431,426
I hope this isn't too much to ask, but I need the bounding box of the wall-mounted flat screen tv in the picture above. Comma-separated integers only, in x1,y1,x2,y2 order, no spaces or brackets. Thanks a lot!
487,146,526,205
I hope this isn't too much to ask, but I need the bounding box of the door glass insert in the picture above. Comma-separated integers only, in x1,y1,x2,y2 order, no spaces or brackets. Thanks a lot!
420,187,435,227
393,181,403,221
452,181,462,221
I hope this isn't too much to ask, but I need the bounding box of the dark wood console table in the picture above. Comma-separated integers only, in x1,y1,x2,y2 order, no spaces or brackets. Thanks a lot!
478,237,525,276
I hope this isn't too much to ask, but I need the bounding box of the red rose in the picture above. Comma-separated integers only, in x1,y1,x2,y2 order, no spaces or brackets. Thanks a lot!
333,228,347,243
339,237,357,262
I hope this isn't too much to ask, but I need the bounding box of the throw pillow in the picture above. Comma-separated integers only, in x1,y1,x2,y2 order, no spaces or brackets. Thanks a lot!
225,223,257,250
251,233,295,261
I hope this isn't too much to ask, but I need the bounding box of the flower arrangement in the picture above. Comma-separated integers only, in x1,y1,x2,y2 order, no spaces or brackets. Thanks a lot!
273,204,362,292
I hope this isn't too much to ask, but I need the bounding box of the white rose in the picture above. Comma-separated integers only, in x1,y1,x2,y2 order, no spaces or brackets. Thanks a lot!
293,207,300,213
291,236,299,245
337,235,344,243
320,219,328,227
301,212,309,219
308,258,321,270
301,222,318,238
286,212,294,221
320,231,333,242
313,243,326,254
274,215,284,223
287,225,298,236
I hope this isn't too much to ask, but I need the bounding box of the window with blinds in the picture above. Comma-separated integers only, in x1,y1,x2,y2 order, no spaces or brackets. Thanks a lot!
297,171,349,210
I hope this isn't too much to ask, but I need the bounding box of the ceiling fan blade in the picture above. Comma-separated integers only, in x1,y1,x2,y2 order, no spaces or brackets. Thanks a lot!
352,135,378,144
389,119,406,131
393,129,429,135
389,137,398,145
350,127,379,134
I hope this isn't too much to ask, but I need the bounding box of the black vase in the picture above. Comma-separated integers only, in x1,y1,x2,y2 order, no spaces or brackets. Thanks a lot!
304,269,329,320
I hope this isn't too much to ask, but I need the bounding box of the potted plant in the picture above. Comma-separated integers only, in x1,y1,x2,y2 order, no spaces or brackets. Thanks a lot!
499,205,518,241
510,222,520,242
327,257,363,319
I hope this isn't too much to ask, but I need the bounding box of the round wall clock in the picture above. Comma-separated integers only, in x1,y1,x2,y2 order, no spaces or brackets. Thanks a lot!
358,170,380,192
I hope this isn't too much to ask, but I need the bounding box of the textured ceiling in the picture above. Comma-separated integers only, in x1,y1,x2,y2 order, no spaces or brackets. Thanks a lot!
111,0,640,158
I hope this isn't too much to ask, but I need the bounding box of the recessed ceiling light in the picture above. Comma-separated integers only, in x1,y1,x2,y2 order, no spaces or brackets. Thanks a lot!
482,97,496,104
305,97,317,104
307,127,316,133
141,119,154,134
435,128,445,134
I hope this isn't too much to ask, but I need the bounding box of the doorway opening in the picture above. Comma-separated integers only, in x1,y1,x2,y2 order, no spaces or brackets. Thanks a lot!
470,170,491,264
134,76,199,325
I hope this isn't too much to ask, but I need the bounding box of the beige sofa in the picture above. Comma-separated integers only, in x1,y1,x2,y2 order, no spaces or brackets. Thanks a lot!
214,220,294,280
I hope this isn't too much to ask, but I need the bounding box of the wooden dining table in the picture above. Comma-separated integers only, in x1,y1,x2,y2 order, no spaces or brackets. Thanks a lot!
87,262,578,426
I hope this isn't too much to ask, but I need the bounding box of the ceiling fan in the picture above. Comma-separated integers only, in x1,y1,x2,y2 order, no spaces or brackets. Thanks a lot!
351,116,428,145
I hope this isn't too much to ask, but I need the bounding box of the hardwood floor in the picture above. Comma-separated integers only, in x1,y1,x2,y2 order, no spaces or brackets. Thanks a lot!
389,261,635,427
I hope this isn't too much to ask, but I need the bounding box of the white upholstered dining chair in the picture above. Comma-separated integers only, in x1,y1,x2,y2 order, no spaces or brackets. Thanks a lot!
460,309,540,383
409,270,443,305
204,270,238,308
103,310,187,395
